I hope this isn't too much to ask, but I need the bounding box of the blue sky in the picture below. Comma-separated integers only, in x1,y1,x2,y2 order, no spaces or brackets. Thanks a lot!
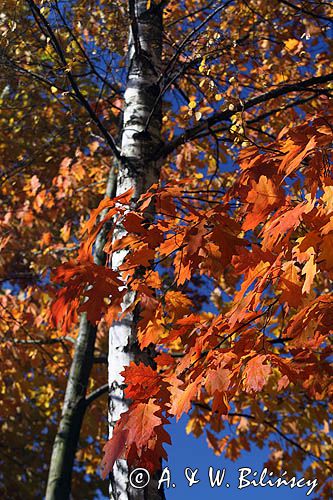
95,416,320,499
164,418,317,499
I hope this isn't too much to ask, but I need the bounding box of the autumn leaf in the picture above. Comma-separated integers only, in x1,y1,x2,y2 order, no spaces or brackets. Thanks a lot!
169,381,200,421
122,362,162,400
101,429,128,480
205,367,230,395
243,355,272,392
60,221,71,243
280,135,317,177
279,261,303,307
243,175,283,230
51,261,124,330
101,400,166,478
301,249,316,294
3,2,333,495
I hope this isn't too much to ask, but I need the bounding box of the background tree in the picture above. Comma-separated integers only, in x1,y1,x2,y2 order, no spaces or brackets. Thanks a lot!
0,1,332,499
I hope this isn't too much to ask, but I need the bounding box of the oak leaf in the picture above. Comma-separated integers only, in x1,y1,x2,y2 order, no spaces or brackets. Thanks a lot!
243,355,272,392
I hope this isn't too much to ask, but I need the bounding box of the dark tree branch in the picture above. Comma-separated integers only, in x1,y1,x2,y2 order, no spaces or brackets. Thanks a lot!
53,0,123,100
159,72,333,157
0,336,75,346
45,163,117,499
166,0,217,28
162,0,234,81
144,31,252,133
192,92,327,143
26,0,121,160
93,355,108,364
194,403,333,473
1,55,77,100
84,383,108,407
280,0,333,23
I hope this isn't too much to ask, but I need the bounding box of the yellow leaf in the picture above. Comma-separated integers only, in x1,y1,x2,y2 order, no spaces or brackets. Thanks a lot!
60,222,71,243
284,38,299,52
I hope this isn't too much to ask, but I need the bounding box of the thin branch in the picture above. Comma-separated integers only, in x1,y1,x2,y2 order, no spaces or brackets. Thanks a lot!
26,0,121,160
247,93,326,125
166,0,217,28
160,72,333,157
280,0,333,23
162,0,234,81
84,383,108,407
186,301,278,373
53,0,123,99
144,0,236,132
0,336,75,346
1,55,77,100
0,303,61,364
193,93,325,143
194,404,333,473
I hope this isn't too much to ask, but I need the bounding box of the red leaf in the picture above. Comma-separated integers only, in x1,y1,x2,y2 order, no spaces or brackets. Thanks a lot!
122,363,161,400
100,400,166,478
101,429,128,480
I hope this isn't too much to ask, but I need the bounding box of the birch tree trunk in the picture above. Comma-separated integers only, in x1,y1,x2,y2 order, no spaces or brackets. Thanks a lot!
108,1,164,499
45,167,116,500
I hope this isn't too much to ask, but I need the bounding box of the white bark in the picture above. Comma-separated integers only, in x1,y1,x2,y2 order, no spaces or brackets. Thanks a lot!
108,2,164,499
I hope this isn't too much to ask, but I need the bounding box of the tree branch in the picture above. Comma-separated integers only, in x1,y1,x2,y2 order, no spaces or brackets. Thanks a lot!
0,336,75,345
93,355,108,364
194,403,333,473
166,0,217,28
26,0,122,160
53,0,123,99
280,0,333,23
84,383,108,407
159,72,333,157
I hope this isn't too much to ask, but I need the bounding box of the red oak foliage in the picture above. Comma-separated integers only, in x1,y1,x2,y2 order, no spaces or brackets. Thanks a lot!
52,111,333,487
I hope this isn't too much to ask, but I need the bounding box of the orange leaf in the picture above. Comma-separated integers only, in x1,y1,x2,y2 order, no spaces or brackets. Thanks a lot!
301,249,316,294
169,381,199,420
243,355,271,392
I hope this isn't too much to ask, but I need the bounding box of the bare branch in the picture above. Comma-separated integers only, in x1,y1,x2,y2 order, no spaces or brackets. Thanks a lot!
0,336,75,346
84,383,108,407
53,0,123,100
